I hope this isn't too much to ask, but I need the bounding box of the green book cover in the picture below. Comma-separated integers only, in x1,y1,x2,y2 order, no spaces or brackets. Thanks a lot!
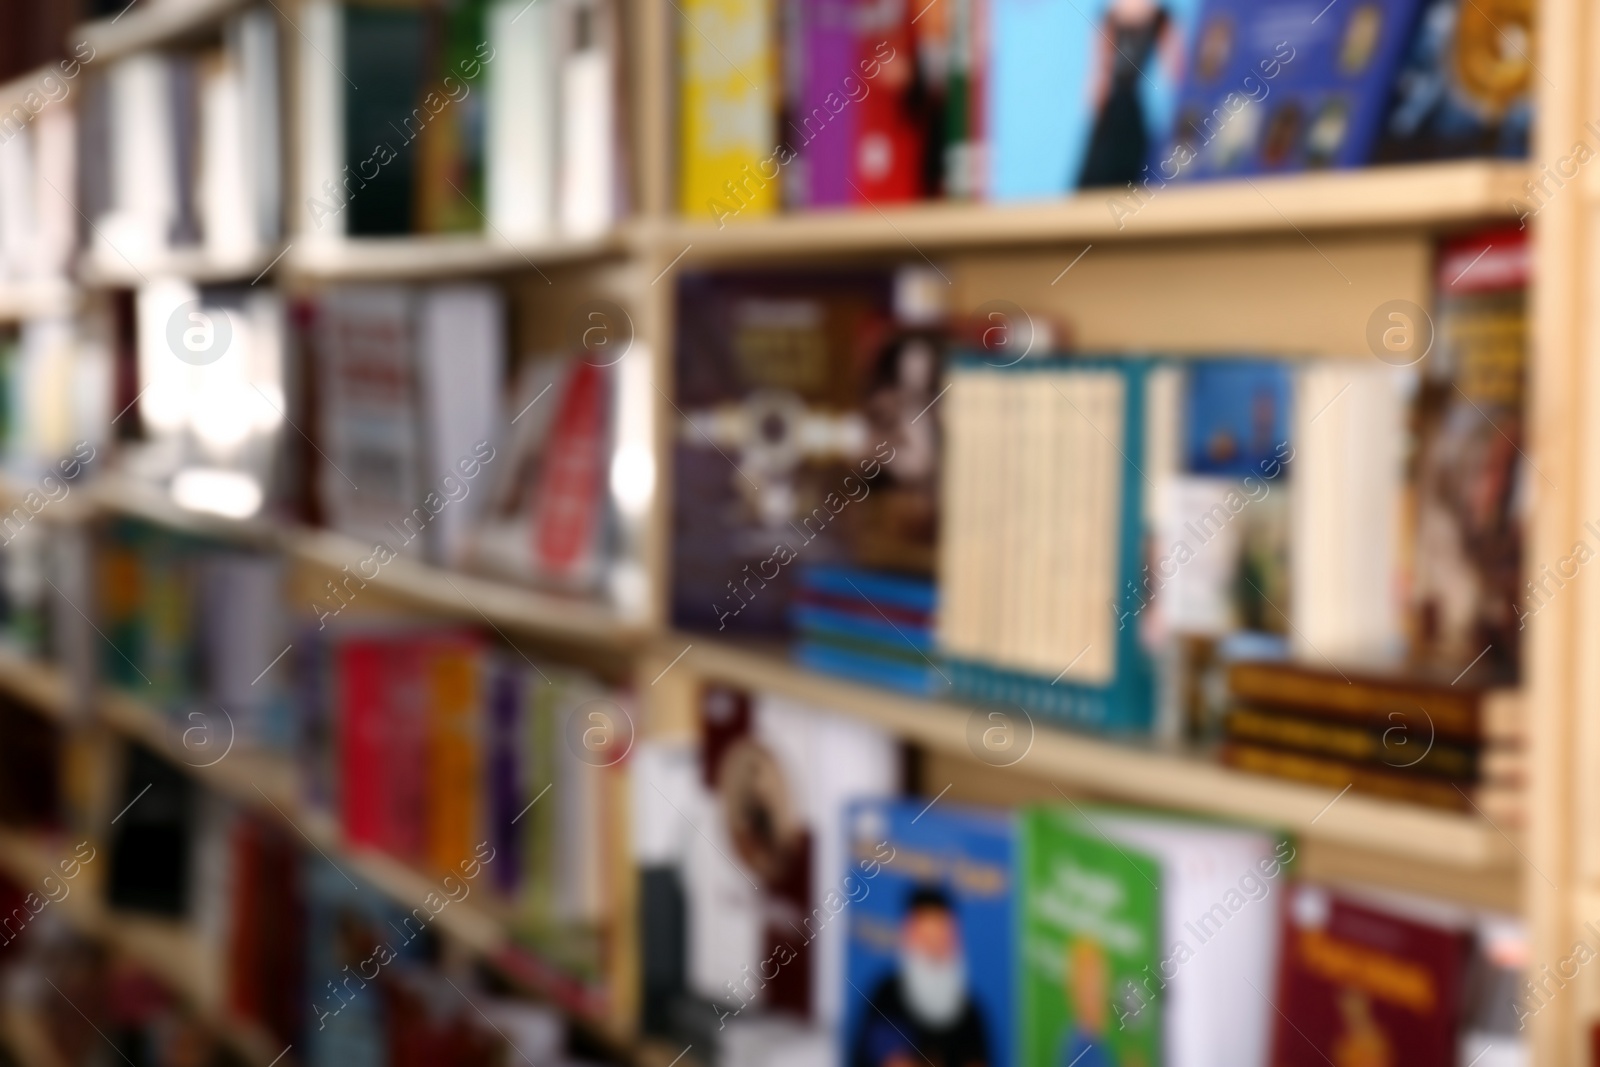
1019,808,1162,1067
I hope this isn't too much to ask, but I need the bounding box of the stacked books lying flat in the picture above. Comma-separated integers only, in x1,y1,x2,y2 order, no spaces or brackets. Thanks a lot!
792,564,943,697
1220,660,1525,824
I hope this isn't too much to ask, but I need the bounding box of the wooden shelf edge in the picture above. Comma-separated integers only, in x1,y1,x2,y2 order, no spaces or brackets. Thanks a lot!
87,476,648,651
71,0,253,64
0,650,73,721
76,245,286,288
0,280,76,323
284,227,635,280
677,638,1514,871
662,160,1529,260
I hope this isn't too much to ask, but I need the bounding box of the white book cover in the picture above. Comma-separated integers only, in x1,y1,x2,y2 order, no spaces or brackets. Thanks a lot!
753,694,899,1028
34,104,76,281
199,54,256,264
1291,362,1410,666
558,0,617,238
234,8,282,246
104,54,177,265
486,0,558,240
416,285,505,566
297,0,345,242
0,124,35,281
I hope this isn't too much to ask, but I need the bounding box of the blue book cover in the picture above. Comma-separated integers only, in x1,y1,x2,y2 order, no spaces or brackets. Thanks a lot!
843,799,1015,1067
1160,0,1426,179
1372,0,1533,162
1183,360,1292,477
989,0,1202,200
795,642,948,698
799,564,938,617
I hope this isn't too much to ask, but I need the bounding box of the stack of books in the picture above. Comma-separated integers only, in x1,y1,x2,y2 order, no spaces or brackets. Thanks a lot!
792,564,942,697
1220,661,1524,824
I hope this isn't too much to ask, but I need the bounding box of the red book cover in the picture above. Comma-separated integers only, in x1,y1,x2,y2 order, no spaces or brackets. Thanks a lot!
337,638,389,849
852,1,925,202
383,637,431,864
1271,883,1472,1067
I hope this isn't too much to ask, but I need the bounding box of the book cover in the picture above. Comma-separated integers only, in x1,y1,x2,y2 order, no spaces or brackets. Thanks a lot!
1372,0,1534,162
1183,360,1292,478
1224,704,1479,779
1161,0,1424,179
671,269,896,636
1019,807,1162,1067
989,0,1200,200
843,799,1014,1067
1271,883,1472,1067
1410,227,1527,680
414,0,489,235
485,0,558,239
937,357,1154,732
424,634,483,874
342,4,427,236
678,0,779,220
797,0,863,207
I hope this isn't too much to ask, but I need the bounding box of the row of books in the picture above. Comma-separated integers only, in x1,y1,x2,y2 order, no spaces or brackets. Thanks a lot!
671,230,1527,749
1220,658,1525,823
679,0,1533,215
635,683,1525,1067
80,7,282,272
105,276,640,607
299,0,626,242
92,518,622,979
294,626,618,969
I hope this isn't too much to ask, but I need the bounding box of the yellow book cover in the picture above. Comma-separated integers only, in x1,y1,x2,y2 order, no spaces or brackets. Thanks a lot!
677,0,778,220
427,639,482,873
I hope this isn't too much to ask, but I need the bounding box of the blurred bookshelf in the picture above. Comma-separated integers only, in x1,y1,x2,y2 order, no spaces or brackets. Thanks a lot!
0,0,1584,1063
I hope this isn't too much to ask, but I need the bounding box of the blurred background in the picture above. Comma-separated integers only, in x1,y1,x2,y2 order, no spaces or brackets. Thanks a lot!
0,0,1568,1064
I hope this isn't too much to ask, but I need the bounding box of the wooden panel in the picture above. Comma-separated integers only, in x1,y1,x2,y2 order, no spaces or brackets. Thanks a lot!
949,234,1432,357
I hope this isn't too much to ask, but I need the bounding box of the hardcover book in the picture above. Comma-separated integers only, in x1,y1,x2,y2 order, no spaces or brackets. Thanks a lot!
1161,0,1425,179
1271,883,1473,1067
1372,0,1534,161
1019,806,1288,1067
843,799,1014,1067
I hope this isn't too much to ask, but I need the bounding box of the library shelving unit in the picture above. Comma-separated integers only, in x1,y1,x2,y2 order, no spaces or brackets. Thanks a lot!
0,0,1588,1063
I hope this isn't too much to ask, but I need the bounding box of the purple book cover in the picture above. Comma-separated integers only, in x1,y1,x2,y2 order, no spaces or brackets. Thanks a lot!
800,0,861,207
488,661,524,896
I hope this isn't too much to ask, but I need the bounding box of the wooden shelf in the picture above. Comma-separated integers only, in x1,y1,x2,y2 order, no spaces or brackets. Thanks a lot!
77,244,285,288
0,647,74,722
285,228,634,281
0,279,75,323
0,827,283,1067
662,160,1529,261
89,476,648,651
678,639,1514,872
72,0,252,64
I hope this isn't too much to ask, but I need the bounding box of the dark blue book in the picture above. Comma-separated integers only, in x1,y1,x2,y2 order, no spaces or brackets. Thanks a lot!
793,604,937,653
1159,0,1426,179
795,643,948,698
843,799,1015,1067
799,564,939,616
1372,0,1534,162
